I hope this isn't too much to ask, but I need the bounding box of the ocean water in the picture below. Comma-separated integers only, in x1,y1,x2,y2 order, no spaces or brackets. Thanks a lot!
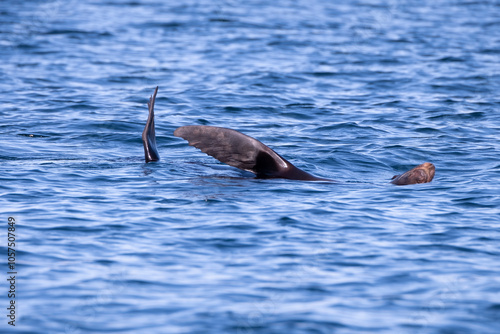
1,0,500,333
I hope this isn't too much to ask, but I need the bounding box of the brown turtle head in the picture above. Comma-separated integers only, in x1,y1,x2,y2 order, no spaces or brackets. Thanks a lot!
391,162,435,185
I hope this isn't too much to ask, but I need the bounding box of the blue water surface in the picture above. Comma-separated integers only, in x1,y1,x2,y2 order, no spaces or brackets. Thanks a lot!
1,0,500,333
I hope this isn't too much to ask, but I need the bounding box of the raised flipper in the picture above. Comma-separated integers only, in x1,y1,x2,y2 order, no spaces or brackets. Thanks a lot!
174,125,330,181
142,86,160,163
391,162,435,185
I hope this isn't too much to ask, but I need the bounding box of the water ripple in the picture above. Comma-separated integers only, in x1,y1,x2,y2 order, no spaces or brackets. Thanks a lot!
1,0,500,333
